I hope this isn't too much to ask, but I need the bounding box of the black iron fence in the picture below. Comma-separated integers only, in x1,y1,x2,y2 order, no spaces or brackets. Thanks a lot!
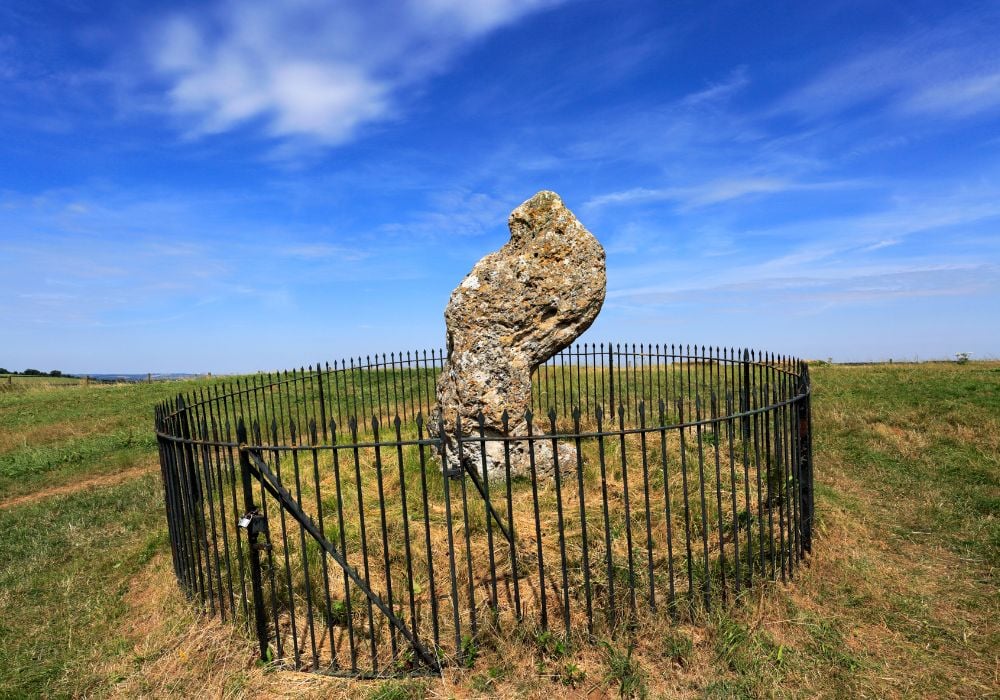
154,343,814,678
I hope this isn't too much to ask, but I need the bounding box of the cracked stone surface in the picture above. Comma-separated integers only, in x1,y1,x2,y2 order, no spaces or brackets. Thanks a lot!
430,190,606,479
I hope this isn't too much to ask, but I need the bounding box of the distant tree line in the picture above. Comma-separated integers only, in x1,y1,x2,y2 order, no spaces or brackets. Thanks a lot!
0,368,69,377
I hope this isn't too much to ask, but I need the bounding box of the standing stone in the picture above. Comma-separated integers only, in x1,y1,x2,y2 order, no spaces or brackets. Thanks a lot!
431,190,606,479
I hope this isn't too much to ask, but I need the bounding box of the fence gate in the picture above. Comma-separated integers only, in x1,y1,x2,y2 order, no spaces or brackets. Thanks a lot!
233,422,441,677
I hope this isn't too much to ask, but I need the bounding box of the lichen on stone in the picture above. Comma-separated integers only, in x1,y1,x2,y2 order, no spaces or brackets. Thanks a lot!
431,190,606,479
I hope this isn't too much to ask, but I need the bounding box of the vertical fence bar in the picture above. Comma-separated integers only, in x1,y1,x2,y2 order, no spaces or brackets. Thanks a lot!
638,403,655,611
198,418,226,620
739,355,755,590
785,371,800,569
526,411,548,631
694,397,712,610
207,413,237,621
595,406,614,630
724,391,741,596
773,384,787,584
608,344,616,418
317,364,328,442
785,360,795,573
307,421,337,668
161,431,188,589
741,350,751,439
236,420,270,662
454,417,477,642
348,417,378,671
156,427,180,584
394,416,419,659
751,355,766,579
371,417,399,660
270,421,301,668
415,416,441,655
657,399,677,616
572,408,593,632
252,422,284,662
762,378,776,582
289,423,319,668
549,409,571,638
476,414,499,618
438,417,462,658
677,398,695,611
711,392,728,604
330,420,358,671
798,365,813,554
617,404,637,621
179,398,209,609
222,420,250,625
502,411,521,621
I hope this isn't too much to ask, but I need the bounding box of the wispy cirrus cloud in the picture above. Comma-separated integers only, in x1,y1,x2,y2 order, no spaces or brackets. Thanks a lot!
379,189,512,239
280,244,368,261
678,66,750,107
147,0,564,146
773,10,1000,122
600,181,1000,313
0,185,387,325
606,263,1000,315
585,177,863,211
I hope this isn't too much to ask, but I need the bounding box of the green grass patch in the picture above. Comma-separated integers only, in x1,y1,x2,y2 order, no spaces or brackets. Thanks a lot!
0,361,996,697
0,475,166,697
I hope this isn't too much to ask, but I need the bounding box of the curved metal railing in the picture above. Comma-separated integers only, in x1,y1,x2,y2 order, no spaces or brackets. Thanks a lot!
155,343,814,677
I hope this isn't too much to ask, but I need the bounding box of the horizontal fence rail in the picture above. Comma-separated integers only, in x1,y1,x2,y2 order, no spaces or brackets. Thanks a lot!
154,343,814,678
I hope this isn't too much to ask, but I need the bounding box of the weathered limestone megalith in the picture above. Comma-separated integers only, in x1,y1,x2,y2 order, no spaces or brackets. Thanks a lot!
430,190,606,479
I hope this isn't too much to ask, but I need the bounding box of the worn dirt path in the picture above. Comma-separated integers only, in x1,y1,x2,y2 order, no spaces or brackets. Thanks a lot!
0,464,157,510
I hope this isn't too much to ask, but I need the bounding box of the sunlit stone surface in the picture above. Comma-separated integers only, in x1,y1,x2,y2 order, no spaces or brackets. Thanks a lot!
431,190,606,479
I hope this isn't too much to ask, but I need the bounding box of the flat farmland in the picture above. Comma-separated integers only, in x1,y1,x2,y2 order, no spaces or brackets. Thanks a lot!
0,363,996,698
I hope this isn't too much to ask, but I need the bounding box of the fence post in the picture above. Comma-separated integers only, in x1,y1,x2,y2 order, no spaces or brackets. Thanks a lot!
796,365,813,554
608,343,615,416
237,420,271,661
175,396,205,599
741,349,751,439
316,363,328,442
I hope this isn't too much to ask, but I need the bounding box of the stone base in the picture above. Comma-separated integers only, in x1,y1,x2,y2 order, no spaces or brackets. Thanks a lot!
436,431,577,482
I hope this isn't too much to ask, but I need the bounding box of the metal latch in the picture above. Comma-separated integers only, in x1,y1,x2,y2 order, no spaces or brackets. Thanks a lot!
238,509,271,550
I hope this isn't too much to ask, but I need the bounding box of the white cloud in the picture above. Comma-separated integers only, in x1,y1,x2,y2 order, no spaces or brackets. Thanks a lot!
281,243,368,261
586,177,860,211
679,66,749,107
380,189,511,238
774,12,1000,122
415,0,558,33
608,263,999,312
902,71,1000,118
148,0,562,145
600,182,1000,310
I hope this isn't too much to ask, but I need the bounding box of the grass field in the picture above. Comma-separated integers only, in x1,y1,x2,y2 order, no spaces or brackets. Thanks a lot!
0,362,996,698
0,375,88,388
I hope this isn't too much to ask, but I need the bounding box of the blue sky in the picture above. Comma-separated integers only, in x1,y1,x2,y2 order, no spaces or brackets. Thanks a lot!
1,0,998,373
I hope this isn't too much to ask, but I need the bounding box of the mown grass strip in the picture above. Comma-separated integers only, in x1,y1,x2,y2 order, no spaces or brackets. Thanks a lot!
0,475,167,698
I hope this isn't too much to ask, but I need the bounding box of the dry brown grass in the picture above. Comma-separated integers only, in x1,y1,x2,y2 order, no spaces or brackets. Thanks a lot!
104,554,365,699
